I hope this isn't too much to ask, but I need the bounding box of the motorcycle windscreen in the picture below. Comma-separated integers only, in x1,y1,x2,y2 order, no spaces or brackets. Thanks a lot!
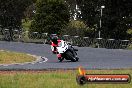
58,41,67,47
58,42,62,47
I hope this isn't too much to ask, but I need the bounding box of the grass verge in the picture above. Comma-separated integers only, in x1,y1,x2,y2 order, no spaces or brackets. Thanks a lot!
0,50,36,64
0,70,131,88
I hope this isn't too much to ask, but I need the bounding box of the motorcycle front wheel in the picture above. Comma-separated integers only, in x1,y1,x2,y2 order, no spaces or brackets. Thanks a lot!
58,57,64,62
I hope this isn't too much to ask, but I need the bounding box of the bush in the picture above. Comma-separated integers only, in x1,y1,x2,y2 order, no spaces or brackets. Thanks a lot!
62,20,87,36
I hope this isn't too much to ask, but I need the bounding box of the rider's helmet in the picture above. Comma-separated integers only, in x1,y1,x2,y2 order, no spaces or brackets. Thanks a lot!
51,36,58,45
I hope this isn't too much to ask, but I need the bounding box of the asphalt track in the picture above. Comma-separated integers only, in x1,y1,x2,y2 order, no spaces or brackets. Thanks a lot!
0,41,132,70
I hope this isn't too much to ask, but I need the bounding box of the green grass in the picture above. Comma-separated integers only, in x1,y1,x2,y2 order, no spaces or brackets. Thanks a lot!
0,70,132,88
0,50,36,64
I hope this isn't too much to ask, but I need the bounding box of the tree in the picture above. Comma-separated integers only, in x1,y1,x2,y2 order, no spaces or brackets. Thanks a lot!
65,0,82,20
0,0,35,40
24,3,36,19
30,0,70,34
102,0,132,39
77,0,132,39
76,0,100,27
0,0,35,28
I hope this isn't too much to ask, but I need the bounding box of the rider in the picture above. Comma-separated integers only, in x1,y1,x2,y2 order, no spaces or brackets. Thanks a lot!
51,36,62,54
51,36,65,61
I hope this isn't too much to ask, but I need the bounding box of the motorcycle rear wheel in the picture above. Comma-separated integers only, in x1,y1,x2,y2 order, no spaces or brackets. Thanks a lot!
66,51,76,62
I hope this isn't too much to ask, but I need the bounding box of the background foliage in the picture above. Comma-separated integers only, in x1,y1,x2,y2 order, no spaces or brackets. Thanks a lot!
76,0,132,39
0,0,131,40
0,0,35,40
29,0,70,34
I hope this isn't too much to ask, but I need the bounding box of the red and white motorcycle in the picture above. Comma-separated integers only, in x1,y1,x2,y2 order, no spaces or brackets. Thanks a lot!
51,40,79,62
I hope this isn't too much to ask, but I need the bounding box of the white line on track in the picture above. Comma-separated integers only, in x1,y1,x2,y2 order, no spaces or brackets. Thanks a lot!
0,55,48,66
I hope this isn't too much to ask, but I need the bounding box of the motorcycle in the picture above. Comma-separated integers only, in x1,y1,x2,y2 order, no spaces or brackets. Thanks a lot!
56,40,79,62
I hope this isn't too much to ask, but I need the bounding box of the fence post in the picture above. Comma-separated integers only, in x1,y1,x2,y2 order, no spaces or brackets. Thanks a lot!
96,38,102,48
42,33,48,44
